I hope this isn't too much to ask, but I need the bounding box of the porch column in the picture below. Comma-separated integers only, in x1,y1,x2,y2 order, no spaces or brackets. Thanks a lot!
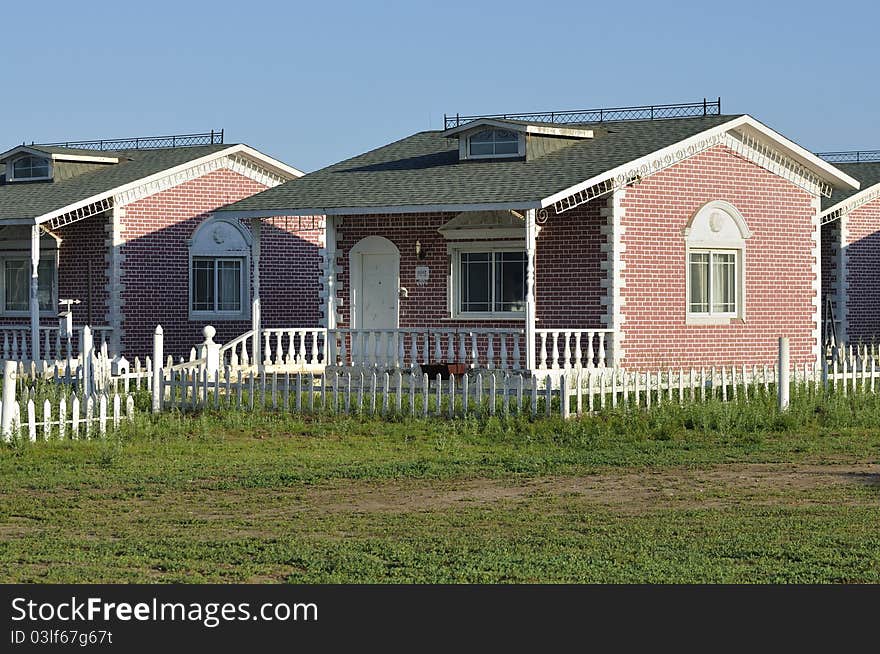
251,217,261,369
324,216,337,330
324,216,338,365
29,224,41,363
525,209,537,371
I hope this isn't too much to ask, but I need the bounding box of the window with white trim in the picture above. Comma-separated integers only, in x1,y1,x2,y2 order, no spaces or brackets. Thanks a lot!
684,200,751,323
468,129,520,158
11,155,51,181
1,257,56,315
191,257,245,315
454,248,525,317
688,250,737,316
188,216,251,320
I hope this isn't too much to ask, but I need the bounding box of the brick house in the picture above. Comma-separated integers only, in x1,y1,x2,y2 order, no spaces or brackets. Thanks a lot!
216,101,858,373
0,132,323,361
819,155,880,346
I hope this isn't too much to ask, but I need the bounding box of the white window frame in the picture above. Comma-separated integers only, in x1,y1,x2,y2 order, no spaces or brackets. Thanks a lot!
189,256,249,320
686,248,742,320
0,253,59,318
684,200,750,325
448,241,526,320
460,129,525,161
187,216,252,321
8,155,52,182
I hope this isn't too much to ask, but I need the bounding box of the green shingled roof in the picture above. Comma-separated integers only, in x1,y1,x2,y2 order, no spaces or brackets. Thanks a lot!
0,144,232,221
822,162,880,211
217,115,744,214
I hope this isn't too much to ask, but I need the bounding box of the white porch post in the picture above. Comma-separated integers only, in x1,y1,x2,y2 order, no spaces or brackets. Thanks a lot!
525,209,537,371
29,224,41,363
251,217,261,369
324,216,337,330
324,216,338,364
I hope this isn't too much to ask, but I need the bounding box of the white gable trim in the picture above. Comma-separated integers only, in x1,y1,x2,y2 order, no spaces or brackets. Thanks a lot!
820,183,880,224
113,152,291,207
541,116,860,214
25,145,302,227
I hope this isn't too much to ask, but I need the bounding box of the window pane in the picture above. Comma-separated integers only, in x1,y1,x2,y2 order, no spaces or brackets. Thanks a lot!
216,260,242,312
469,142,494,156
469,129,519,156
712,252,736,313
469,130,494,143
192,259,215,311
13,156,49,178
689,252,709,314
494,251,525,312
5,260,28,312
460,252,490,313
38,259,55,311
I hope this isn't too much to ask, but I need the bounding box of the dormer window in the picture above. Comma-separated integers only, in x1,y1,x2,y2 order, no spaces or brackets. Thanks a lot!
468,129,521,158
11,155,51,181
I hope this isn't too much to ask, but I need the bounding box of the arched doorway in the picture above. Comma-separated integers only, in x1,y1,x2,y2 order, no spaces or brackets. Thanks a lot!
349,236,400,329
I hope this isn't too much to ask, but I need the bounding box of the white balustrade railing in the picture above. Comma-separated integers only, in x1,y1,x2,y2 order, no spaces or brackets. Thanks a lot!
535,329,614,370
196,325,613,374
218,328,328,370
262,328,328,368
0,325,117,363
330,328,524,371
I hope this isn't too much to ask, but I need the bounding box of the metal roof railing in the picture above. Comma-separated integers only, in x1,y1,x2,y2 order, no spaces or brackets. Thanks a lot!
38,130,224,151
443,98,721,129
816,150,880,164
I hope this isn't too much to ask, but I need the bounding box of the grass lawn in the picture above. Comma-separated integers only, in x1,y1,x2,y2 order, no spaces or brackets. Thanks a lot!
1,390,879,583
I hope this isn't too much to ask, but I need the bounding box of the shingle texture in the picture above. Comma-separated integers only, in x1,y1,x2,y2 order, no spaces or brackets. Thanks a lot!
822,162,880,211
217,115,743,213
0,144,231,221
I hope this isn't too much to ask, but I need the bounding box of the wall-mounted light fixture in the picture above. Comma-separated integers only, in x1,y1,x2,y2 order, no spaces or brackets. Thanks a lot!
415,239,427,260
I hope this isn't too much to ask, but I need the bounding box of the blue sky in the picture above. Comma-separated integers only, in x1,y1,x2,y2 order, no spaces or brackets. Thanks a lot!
3,0,878,172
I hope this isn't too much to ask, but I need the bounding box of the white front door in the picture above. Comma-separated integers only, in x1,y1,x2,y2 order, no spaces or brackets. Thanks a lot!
359,253,399,329
350,236,401,332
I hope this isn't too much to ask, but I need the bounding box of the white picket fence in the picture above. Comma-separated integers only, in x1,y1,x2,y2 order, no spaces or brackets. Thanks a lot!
149,353,873,420
0,361,137,442
1,390,136,442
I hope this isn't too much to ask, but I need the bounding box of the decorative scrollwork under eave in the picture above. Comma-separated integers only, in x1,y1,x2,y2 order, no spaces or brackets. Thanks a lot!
821,186,880,225
550,129,834,217
536,208,549,224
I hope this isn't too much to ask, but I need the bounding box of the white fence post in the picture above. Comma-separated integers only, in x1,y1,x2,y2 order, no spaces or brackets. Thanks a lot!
152,325,164,413
82,326,93,399
1,360,16,440
202,326,220,380
778,337,790,411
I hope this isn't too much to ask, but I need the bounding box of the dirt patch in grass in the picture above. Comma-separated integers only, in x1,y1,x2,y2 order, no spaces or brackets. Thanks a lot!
301,463,880,514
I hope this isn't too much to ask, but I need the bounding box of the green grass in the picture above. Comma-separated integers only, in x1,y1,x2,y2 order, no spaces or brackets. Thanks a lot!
1,388,879,583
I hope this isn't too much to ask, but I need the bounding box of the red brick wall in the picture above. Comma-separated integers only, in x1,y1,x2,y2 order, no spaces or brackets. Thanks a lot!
842,197,880,341
0,214,109,333
334,209,605,366
535,199,606,328
336,209,605,329
619,144,818,368
120,168,322,357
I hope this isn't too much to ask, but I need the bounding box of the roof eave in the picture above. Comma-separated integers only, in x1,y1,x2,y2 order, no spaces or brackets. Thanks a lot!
24,144,302,226
820,181,880,218
442,118,593,139
540,115,861,209
216,200,543,219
